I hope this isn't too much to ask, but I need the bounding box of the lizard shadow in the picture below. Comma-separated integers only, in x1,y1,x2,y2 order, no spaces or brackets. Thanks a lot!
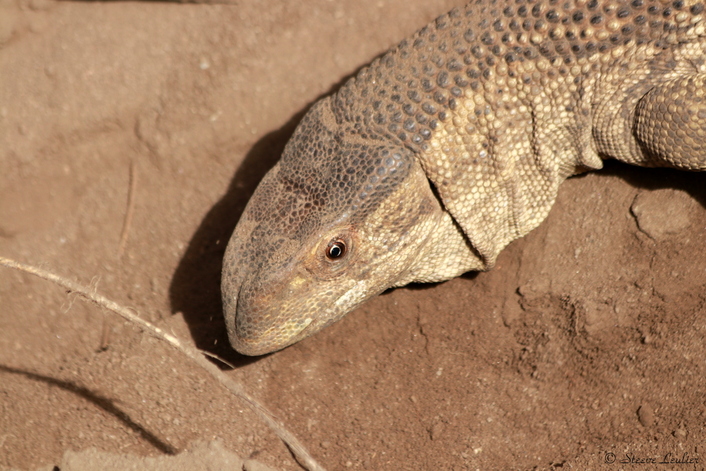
397,272,480,295
168,112,304,368
582,159,706,208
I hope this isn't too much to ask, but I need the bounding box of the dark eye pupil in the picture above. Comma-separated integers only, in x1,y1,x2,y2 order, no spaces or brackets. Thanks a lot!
327,240,346,259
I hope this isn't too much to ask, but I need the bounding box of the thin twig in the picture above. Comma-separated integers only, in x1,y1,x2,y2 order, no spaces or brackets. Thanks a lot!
99,310,112,351
117,160,137,258
0,256,327,471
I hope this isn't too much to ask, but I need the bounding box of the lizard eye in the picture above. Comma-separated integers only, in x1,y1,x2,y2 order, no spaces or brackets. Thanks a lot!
326,239,347,260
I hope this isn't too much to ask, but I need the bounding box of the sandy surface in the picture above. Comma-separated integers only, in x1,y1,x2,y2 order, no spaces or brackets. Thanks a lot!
1,0,706,470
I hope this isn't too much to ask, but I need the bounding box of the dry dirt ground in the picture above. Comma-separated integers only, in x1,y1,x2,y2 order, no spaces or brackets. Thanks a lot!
1,0,706,470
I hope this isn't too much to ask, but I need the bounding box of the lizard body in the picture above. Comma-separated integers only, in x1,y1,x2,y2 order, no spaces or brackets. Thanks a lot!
222,0,706,355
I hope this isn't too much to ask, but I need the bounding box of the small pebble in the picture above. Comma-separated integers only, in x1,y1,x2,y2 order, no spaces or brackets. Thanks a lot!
673,423,688,438
631,189,695,241
430,422,444,441
638,404,654,427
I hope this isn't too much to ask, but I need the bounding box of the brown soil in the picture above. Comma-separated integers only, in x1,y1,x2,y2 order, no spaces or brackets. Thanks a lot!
1,1,705,470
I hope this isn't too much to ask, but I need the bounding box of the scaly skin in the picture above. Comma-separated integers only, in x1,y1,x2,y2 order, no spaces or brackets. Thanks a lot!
222,0,706,356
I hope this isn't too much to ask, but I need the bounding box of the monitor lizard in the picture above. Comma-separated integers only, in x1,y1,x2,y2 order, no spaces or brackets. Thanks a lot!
221,0,706,355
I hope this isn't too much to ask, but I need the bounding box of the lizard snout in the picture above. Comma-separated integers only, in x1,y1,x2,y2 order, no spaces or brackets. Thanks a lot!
225,268,321,356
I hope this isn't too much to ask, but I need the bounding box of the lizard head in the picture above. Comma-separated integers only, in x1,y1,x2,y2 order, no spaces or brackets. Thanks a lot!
222,98,480,355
